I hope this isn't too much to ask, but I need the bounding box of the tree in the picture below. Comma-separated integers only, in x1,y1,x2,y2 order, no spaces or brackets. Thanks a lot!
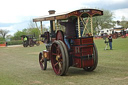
13,30,27,40
12,27,41,40
121,16,126,21
0,29,9,39
120,16,128,28
27,28,40,38
28,20,48,34
12,20,48,40
91,9,114,35
28,20,36,28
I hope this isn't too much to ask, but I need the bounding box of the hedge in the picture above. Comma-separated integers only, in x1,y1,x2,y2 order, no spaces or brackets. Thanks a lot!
0,41,5,44
7,40,23,45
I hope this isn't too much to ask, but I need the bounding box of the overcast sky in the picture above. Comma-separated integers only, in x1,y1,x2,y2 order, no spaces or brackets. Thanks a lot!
0,0,128,35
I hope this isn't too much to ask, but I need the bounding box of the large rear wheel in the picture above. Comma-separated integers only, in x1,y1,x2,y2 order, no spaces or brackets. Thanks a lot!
23,41,28,47
29,40,34,47
56,30,64,42
51,40,69,76
83,43,98,71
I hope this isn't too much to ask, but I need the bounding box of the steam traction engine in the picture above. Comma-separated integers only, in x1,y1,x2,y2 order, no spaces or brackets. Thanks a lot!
33,9,103,76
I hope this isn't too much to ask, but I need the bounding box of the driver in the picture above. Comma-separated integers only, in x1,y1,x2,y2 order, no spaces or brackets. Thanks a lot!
24,36,27,41
59,18,77,49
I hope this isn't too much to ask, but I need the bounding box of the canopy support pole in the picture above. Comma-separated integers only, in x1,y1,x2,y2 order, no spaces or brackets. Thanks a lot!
77,16,81,38
40,21,43,34
56,20,59,31
53,21,55,31
35,22,38,29
35,22,40,39
90,16,93,36
80,17,89,37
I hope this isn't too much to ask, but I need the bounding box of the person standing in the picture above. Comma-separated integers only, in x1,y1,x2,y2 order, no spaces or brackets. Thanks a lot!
108,35,112,50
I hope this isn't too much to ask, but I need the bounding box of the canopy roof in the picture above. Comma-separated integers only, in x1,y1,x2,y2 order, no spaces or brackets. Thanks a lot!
33,8,103,22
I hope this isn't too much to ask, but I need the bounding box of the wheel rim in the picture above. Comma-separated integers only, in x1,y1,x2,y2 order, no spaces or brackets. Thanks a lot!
51,43,63,75
39,52,47,70
51,41,68,75
59,40,69,74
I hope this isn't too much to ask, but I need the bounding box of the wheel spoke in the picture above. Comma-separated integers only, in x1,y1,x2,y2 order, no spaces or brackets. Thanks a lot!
58,68,61,74
52,53,58,56
39,52,47,70
54,62,59,67
58,48,61,54
51,41,69,75
58,62,62,72
39,58,44,62
56,47,60,54
53,43,58,48
40,60,42,63
58,53,62,58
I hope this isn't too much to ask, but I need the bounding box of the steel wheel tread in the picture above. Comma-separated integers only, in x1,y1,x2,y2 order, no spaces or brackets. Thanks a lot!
39,52,47,70
59,40,69,75
51,40,68,76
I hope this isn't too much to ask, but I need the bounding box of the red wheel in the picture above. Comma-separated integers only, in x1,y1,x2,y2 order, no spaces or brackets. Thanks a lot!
83,43,98,71
56,30,64,41
51,40,69,76
59,40,69,74
39,52,47,70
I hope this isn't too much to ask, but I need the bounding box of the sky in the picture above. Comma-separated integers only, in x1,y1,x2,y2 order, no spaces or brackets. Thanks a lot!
0,0,128,35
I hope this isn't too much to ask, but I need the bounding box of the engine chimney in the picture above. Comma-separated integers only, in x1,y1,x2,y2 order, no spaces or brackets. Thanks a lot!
48,10,56,37
48,10,56,15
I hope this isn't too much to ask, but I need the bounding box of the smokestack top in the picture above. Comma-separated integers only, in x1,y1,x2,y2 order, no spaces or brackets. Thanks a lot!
48,10,56,15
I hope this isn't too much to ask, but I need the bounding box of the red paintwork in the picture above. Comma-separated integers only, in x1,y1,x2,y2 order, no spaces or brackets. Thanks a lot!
73,58,94,68
71,37,94,68
51,38,56,42
126,34,128,36
43,50,50,60
82,59,94,67
73,39,81,45
122,35,127,38
44,37,94,68
0,44,6,47
56,31,64,42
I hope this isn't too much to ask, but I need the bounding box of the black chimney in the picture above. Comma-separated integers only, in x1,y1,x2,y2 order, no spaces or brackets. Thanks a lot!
48,10,56,37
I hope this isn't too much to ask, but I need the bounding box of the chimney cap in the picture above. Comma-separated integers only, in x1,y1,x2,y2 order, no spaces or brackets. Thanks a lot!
48,10,56,14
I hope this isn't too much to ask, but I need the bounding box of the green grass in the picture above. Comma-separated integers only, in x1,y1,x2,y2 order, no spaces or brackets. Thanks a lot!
0,38,128,85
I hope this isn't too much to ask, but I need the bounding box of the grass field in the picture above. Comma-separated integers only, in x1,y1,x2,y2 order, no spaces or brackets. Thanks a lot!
0,38,128,85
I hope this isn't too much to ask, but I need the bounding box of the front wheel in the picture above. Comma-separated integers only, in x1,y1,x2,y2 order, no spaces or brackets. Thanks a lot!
39,52,47,70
